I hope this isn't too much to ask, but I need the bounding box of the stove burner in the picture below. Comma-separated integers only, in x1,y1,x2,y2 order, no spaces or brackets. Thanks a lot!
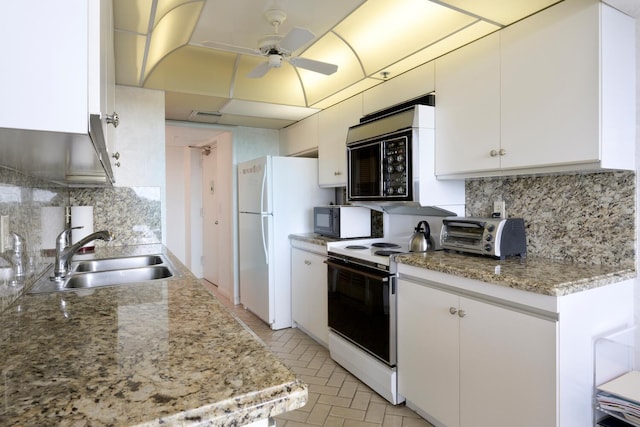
345,245,368,250
371,242,401,248
374,250,403,257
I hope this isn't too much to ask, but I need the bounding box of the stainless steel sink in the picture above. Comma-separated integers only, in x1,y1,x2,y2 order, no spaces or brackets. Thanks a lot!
28,254,178,294
72,255,164,273
64,266,173,289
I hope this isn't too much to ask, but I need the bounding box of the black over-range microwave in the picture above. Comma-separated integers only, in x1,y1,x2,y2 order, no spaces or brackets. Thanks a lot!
346,103,432,204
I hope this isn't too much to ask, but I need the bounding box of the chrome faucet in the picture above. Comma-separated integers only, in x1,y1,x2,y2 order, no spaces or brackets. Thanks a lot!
8,232,26,277
52,228,114,280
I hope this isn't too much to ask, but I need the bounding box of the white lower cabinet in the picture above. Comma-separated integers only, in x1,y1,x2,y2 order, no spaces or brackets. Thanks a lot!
397,278,556,427
291,242,328,346
397,264,635,427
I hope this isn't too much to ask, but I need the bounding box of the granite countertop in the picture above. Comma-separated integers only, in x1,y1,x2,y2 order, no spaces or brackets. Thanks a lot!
289,233,340,246
395,251,636,297
289,233,636,297
0,244,307,426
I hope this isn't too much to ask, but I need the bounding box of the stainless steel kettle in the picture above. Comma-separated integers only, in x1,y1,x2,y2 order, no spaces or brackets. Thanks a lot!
409,220,431,252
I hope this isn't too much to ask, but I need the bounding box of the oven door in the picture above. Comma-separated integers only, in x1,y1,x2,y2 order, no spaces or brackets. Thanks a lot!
326,257,396,366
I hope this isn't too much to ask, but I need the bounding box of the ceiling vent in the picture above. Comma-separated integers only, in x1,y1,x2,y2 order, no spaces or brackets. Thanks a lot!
188,111,223,124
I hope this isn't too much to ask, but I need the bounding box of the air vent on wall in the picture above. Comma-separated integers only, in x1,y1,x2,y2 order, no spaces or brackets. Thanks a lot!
188,110,223,124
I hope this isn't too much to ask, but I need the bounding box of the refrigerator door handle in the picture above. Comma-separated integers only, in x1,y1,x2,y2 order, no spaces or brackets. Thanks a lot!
260,161,268,214
261,214,269,265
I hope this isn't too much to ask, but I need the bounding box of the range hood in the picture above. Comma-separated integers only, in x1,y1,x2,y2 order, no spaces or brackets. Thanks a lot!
0,114,114,186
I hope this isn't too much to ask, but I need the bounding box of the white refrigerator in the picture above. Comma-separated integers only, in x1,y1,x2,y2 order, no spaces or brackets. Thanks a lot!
238,156,333,330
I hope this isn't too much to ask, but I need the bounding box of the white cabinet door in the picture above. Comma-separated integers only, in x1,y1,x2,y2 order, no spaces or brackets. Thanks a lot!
0,0,88,134
459,297,557,427
398,279,460,427
318,95,362,187
435,33,500,177
291,247,328,345
500,0,599,171
279,114,319,157
398,278,557,427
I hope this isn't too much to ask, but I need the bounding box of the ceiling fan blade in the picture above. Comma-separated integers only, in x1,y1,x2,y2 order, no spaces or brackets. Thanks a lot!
200,40,262,57
289,57,338,75
247,61,272,78
279,27,315,53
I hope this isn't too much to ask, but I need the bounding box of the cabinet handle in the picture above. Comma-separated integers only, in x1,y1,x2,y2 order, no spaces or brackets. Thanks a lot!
458,310,466,318
490,149,498,157
304,260,311,266
499,149,506,156
334,171,342,176
449,307,458,315
106,112,120,128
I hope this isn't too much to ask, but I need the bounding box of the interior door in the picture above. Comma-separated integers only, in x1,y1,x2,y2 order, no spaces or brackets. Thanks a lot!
202,144,219,286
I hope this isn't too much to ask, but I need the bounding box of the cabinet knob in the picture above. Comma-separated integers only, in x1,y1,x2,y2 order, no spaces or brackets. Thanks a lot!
334,171,342,176
490,149,498,157
458,310,467,318
106,112,120,128
449,307,458,315
499,148,506,156
304,260,311,266
111,152,121,167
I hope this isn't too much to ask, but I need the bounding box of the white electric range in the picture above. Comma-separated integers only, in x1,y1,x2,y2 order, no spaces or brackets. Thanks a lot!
325,235,417,405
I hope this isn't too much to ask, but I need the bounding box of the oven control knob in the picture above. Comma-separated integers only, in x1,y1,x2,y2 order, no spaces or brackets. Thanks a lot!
396,154,404,162
397,187,405,194
396,165,405,172
486,224,495,232
485,234,493,242
484,243,492,252
387,165,395,173
387,187,395,195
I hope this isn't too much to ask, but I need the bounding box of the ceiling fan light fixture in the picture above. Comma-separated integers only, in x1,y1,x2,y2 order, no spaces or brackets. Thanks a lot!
268,54,283,68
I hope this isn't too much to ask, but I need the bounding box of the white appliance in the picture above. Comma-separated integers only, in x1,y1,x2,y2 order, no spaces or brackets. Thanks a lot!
238,156,333,330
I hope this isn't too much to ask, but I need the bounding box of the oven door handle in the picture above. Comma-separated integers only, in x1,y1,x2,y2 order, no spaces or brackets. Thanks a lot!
325,259,389,281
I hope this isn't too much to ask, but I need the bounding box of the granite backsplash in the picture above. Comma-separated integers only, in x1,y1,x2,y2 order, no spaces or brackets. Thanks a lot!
466,171,635,268
0,166,161,311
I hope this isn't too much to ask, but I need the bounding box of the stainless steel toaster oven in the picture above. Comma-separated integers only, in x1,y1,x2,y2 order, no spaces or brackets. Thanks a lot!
440,217,527,259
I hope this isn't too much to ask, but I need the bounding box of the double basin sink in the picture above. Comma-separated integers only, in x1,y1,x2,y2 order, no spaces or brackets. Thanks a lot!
29,254,178,294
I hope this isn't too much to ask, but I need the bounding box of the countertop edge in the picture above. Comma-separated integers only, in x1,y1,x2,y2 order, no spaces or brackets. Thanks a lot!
137,379,308,426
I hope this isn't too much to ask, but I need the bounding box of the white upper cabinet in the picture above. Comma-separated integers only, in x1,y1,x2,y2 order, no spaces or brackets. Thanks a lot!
500,0,634,173
318,95,362,187
0,0,116,185
279,114,319,157
0,0,114,136
435,33,501,176
435,0,635,178
363,61,435,115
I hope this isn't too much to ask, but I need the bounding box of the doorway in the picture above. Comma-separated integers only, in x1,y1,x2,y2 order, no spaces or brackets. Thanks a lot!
202,143,219,287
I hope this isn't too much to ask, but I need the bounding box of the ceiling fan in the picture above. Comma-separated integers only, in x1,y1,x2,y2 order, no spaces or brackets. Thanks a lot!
201,8,338,78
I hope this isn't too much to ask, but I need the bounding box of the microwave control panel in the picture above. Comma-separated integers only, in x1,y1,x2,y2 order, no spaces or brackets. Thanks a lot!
383,135,410,197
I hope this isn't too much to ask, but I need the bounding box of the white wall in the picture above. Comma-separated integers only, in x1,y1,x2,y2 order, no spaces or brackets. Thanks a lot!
113,85,167,242
165,145,189,265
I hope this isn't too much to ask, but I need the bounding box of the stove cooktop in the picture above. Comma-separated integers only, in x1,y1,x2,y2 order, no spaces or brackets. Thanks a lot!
327,237,412,268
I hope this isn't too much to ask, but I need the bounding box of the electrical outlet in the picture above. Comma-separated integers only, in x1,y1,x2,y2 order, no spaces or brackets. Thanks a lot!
493,201,506,218
0,215,8,253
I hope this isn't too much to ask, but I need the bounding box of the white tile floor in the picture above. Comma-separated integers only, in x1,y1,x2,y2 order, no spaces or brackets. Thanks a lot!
203,281,435,427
